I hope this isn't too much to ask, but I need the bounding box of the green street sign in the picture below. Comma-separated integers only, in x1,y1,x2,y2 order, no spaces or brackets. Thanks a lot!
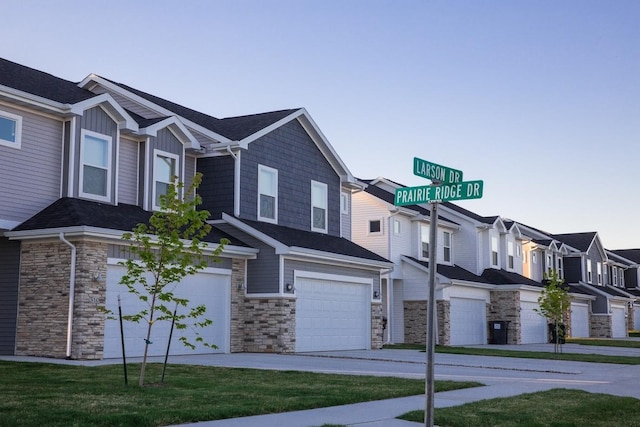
413,157,463,184
394,180,484,205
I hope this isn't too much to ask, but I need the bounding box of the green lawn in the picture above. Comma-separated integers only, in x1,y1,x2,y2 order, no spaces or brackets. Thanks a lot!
567,338,640,348
0,361,480,427
400,388,640,426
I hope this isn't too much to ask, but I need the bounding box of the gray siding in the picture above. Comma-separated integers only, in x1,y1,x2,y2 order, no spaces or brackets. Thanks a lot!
118,138,138,205
197,156,235,219
0,105,63,224
0,237,20,355
239,120,341,235
138,141,146,208
285,258,381,296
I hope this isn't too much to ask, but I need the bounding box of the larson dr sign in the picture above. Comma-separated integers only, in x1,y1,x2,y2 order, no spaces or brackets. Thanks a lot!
413,157,463,184
394,180,483,205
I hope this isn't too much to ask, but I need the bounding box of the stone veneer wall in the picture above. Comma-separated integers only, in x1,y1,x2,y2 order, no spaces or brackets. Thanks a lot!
590,314,612,338
437,300,451,346
16,238,108,359
628,306,635,332
230,259,246,353
242,297,296,352
488,290,521,344
404,300,447,345
371,302,383,349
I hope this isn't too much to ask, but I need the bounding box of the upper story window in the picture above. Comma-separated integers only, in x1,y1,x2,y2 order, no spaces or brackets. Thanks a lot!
258,165,278,223
507,242,514,270
311,181,328,233
421,224,429,259
597,262,602,285
369,219,382,234
587,259,593,283
532,252,537,264
393,219,401,235
443,231,452,263
0,110,22,149
79,129,112,202
491,236,499,267
613,267,618,285
547,254,553,275
340,192,349,215
620,268,625,287
153,150,179,209
557,257,564,279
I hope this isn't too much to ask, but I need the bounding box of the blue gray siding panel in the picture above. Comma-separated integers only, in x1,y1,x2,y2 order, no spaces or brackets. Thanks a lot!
284,258,380,296
118,138,138,205
0,237,20,355
198,156,235,220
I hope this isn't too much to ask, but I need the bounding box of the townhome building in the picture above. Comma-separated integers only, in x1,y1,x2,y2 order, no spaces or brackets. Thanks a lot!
352,177,567,346
610,249,640,331
0,57,391,359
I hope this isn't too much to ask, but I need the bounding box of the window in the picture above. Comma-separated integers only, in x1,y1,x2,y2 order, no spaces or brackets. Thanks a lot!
79,130,111,201
516,245,522,258
369,219,381,233
547,254,553,275
532,252,537,264
491,236,498,266
613,267,618,285
620,268,625,287
507,242,514,269
393,219,401,235
258,165,277,222
557,257,563,278
311,181,327,232
587,259,592,283
443,231,452,263
597,262,602,285
421,225,429,259
0,110,22,149
340,192,349,215
153,150,178,209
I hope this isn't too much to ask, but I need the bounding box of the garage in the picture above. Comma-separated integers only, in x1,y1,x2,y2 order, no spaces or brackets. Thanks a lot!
103,263,231,358
295,273,371,352
611,304,627,338
570,302,590,338
635,304,640,330
520,301,548,343
450,298,486,345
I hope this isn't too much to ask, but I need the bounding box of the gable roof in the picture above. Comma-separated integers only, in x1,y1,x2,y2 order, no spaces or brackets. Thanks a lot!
611,249,640,264
11,198,245,246
403,256,490,283
480,268,542,287
553,232,598,253
0,57,94,104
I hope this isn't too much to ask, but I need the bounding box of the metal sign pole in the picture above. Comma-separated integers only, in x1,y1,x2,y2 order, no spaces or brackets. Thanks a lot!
425,200,438,427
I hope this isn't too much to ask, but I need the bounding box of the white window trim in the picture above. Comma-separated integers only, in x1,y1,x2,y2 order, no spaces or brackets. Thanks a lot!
152,149,180,211
340,191,349,215
507,241,514,270
0,109,22,149
368,218,383,235
420,224,430,261
443,231,452,263
587,259,593,283
311,180,328,233
597,262,602,285
393,219,402,236
491,236,499,267
258,164,278,224
79,129,112,202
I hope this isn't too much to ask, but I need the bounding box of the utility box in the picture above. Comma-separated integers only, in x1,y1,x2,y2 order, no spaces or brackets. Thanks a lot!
488,320,509,344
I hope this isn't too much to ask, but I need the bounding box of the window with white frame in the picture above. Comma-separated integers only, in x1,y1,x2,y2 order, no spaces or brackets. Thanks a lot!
311,181,327,233
393,219,401,235
421,224,429,259
597,262,602,285
340,192,349,215
613,267,618,285
508,242,514,269
547,254,553,275
516,245,522,258
491,236,498,266
587,259,592,283
153,150,178,209
557,257,563,278
369,219,382,234
0,110,22,149
532,252,537,264
620,268,625,287
79,130,112,201
443,231,452,263
258,165,277,222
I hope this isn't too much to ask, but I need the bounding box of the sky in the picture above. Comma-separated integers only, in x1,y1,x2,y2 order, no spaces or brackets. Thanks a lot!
2,1,638,248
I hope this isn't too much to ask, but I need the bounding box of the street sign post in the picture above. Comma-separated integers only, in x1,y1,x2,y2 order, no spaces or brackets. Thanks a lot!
395,158,483,427
394,180,483,206
413,157,463,184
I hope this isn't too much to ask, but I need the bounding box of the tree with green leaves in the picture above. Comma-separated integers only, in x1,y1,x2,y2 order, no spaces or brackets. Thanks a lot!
111,173,227,386
535,270,571,353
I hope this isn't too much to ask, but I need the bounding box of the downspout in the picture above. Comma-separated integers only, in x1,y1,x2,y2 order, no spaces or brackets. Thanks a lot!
59,233,76,359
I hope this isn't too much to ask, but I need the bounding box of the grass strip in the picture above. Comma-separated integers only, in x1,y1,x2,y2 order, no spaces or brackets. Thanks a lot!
0,361,479,427
399,388,640,426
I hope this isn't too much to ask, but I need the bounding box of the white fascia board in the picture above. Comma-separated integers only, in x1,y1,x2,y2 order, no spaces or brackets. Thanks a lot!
449,279,496,290
5,226,126,241
0,84,69,113
139,117,201,150
287,247,393,270
69,93,138,132
78,74,231,143
219,213,289,253
494,284,543,293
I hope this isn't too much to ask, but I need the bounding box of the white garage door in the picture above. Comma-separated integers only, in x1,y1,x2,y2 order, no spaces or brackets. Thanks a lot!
634,305,640,330
570,303,590,338
612,305,627,338
103,264,230,358
520,301,548,344
295,276,370,352
450,298,486,345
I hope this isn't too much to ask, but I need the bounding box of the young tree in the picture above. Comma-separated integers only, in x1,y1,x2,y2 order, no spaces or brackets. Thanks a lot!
535,270,571,353
114,173,227,386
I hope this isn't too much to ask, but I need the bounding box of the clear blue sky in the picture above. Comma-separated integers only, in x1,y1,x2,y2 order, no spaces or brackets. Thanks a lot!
3,1,638,248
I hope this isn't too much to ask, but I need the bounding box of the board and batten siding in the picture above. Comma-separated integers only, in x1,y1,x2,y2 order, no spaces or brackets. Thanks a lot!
118,138,139,205
239,120,341,236
285,258,381,297
197,155,235,220
0,237,20,355
0,105,63,224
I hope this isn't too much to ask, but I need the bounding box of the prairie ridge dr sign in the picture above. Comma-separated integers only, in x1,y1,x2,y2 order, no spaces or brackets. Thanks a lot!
394,180,483,205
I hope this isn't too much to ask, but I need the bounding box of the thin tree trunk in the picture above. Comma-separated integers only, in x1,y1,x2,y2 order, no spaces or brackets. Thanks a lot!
139,292,157,386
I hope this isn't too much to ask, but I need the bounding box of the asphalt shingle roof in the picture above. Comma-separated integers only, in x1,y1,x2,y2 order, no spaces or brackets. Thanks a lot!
480,269,543,287
552,232,597,252
611,249,640,264
404,256,490,283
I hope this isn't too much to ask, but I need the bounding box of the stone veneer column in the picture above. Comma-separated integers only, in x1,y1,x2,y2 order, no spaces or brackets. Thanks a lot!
488,290,521,344
371,302,383,349
628,305,635,332
229,259,246,352
437,300,451,346
243,297,296,352
16,238,107,359
404,300,447,345
590,314,612,338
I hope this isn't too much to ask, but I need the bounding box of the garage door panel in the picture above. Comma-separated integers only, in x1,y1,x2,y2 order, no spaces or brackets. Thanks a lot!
450,298,486,345
612,306,626,338
570,303,589,338
521,301,548,344
104,265,230,358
